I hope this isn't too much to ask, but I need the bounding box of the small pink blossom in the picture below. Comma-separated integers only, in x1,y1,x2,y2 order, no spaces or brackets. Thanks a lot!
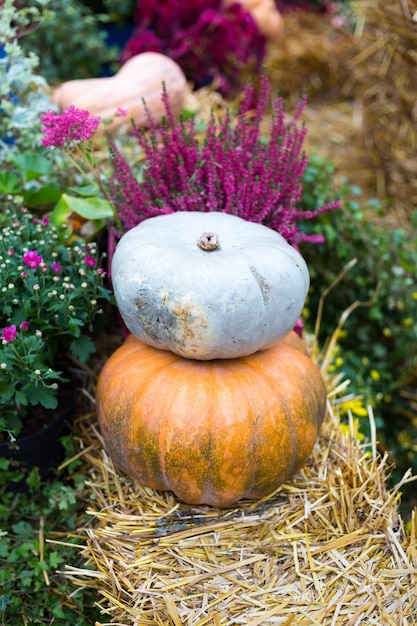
40,105,100,147
41,216,50,226
116,107,127,116
23,250,43,269
85,254,97,267
1,325,17,342
7,249,14,256
51,261,62,274
20,321,29,331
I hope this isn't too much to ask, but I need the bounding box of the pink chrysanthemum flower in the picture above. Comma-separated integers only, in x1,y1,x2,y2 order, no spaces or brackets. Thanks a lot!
85,254,97,268
23,250,43,269
1,325,17,343
40,105,100,147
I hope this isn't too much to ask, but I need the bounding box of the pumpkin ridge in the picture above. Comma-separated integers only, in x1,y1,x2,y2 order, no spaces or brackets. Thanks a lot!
227,354,299,497
237,341,326,487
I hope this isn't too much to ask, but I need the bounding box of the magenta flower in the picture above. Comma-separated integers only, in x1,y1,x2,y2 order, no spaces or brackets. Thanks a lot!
40,105,100,147
51,261,62,274
41,216,50,226
85,254,97,267
1,325,17,343
20,321,29,331
23,250,43,269
121,0,266,95
107,73,340,244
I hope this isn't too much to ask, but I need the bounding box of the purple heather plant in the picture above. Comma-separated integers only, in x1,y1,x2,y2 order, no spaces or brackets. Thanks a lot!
121,0,266,95
107,74,340,245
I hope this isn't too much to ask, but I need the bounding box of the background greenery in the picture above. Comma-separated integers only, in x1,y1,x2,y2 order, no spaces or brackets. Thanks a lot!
299,155,417,508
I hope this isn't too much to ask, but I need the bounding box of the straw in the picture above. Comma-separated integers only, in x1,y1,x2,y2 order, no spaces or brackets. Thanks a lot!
55,343,417,625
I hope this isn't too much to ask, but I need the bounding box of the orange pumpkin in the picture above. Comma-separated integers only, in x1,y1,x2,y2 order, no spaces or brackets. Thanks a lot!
222,0,283,40
51,52,187,135
96,331,327,507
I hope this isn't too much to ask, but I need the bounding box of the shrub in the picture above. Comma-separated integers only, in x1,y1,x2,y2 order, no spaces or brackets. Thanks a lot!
298,154,417,494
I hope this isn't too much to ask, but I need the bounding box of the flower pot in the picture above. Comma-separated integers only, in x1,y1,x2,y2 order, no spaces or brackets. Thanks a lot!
0,372,78,487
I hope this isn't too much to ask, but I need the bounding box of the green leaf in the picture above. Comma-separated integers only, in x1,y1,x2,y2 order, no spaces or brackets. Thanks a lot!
0,594,11,611
0,171,21,194
10,152,52,183
26,385,59,409
66,183,99,197
0,382,15,402
22,185,63,208
70,334,95,363
12,521,34,539
50,193,114,226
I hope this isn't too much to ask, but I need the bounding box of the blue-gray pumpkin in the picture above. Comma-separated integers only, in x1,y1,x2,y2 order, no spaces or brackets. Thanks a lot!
111,211,309,359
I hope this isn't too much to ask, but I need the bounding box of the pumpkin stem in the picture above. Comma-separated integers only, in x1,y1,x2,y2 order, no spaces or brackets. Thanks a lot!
198,232,219,251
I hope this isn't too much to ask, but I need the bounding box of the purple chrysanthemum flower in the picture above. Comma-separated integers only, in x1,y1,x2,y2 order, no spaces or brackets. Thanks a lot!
22,250,43,269
40,105,100,147
20,321,29,331
51,261,62,274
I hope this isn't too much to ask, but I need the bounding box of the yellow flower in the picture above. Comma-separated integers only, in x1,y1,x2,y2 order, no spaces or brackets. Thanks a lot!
340,398,369,417
370,369,380,381
339,418,366,440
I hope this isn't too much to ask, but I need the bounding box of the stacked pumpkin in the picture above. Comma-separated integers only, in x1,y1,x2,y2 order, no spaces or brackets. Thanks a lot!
96,212,327,507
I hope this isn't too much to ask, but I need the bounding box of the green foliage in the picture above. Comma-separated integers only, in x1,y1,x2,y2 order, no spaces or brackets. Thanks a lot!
21,0,120,83
0,437,100,625
0,1,52,157
298,154,417,492
0,199,113,439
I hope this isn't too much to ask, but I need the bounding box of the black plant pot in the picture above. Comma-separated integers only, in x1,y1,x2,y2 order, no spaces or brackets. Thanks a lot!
0,372,78,487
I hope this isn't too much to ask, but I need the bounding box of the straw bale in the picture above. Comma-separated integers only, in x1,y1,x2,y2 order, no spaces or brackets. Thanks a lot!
264,10,354,103
58,346,417,625
264,1,417,224
342,0,417,221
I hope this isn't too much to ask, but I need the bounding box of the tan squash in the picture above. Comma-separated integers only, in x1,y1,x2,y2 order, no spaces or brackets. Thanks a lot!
223,0,283,39
51,52,188,135
96,331,327,507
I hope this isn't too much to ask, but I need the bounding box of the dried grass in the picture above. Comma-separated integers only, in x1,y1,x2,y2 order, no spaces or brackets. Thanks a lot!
55,341,417,625
265,0,417,224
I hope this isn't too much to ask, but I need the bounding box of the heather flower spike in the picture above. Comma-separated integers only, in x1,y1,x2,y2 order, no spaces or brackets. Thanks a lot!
40,105,100,147
107,73,339,244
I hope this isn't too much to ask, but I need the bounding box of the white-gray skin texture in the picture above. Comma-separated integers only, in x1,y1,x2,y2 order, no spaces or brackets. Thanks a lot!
111,211,310,360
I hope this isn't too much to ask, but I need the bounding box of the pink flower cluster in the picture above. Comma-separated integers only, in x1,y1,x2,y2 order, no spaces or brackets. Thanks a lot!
40,105,100,147
1,322,31,343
